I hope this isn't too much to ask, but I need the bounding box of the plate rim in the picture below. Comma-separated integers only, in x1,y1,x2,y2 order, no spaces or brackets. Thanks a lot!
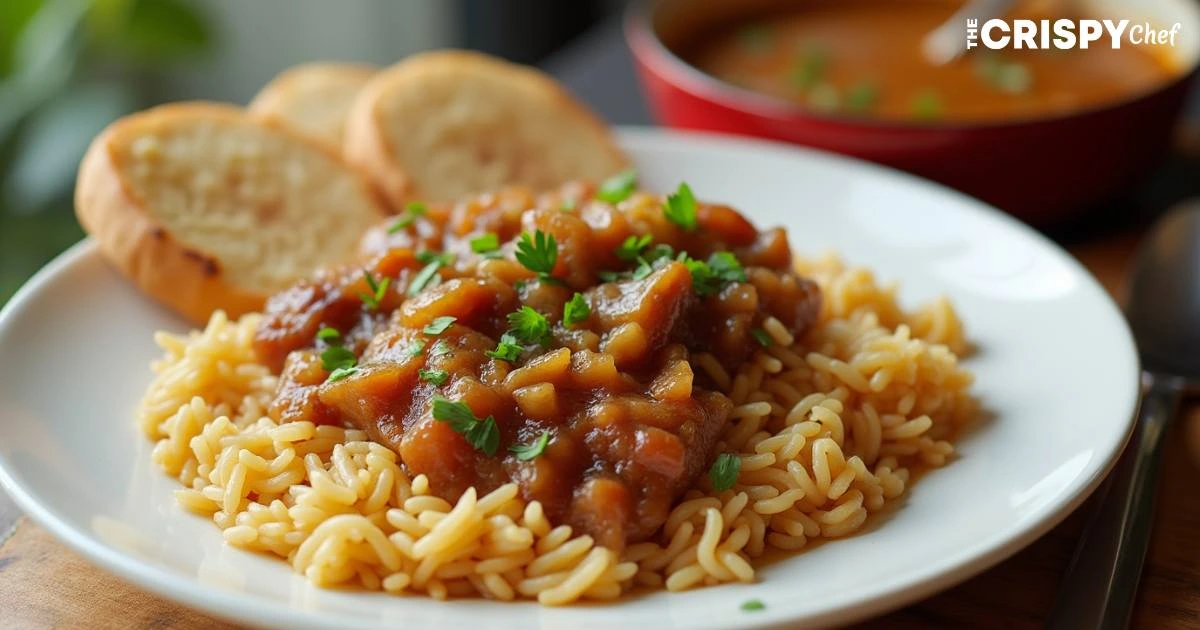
0,126,1141,629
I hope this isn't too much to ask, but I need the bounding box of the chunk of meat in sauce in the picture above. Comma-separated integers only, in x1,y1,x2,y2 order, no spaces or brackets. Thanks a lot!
253,182,822,550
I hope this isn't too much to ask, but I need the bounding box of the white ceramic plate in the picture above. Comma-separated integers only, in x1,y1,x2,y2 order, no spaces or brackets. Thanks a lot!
0,129,1140,629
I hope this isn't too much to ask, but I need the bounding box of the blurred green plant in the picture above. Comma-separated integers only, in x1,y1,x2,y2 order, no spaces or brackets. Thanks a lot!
0,0,211,303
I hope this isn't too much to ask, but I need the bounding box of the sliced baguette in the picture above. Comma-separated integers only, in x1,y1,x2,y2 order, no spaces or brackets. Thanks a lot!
75,102,388,323
249,62,376,145
344,50,629,206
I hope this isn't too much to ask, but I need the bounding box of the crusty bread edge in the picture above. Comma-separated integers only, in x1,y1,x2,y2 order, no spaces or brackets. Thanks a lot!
248,62,378,146
343,49,629,207
75,101,388,325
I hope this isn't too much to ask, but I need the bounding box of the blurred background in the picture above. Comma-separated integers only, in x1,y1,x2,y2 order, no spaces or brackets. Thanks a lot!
0,0,625,303
2,0,1199,304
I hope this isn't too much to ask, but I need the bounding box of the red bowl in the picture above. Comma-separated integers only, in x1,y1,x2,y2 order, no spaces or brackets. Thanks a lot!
626,0,1200,223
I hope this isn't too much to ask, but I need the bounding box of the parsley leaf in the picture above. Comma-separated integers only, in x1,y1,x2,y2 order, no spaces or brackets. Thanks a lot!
416,250,455,266
423,316,457,335
470,233,501,256
514,230,558,278
316,327,340,342
359,270,390,310
327,366,359,382
596,169,637,204
709,453,741,492
429,339,452,358
320,346,356,371
419,368,449,386
402,339,426,359
407,260,443,297
751,328,773,348
663,182,698,231
615,234,652,261
741,599,765,612
597,270,621,283
487,332,524,362
562,293,590,327
510,431,551,461
631,258,653,281
646,243,675,262
707,251,747,284
431,397,499,455
507,306,550,346
387,201,428,233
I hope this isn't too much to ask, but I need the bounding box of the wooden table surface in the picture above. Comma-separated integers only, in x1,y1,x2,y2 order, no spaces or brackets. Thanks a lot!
2,231,1197,629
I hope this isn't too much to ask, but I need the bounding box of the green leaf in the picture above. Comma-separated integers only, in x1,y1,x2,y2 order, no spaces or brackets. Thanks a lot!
562,293,590,327
109,0,210,63
431,397,499,456
464,416,499,456
707,252,746,284
507,306,550,346
358,270,389,310
429,339,452,358
596,169,637,204
402,339,426,359
846,81,879,113
709,453,741,492
514,230,557,277
510,431,551,461
631,258,653,281
423,316,457,335
486,333,523,362
791,45,828,91
469,232,500,255
615,234,651,262
388,201,427,233
751,328,773,348
327,366,358,383
663,182,698,231
419,368,449,386
316,327,340,342
416,250,454,266
407,260,443,296
741,599,765,612
320,346,356,371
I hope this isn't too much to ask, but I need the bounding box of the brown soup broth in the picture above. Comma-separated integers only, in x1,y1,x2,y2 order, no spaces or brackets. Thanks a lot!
682,0,1179,122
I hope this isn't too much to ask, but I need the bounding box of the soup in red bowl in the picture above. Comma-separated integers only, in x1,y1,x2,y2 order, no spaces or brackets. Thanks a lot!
627,0,1200,222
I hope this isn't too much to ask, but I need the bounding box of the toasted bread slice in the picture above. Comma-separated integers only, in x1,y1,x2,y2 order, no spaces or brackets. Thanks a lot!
76,102,387,323
249,62,376,145
344,50,629,205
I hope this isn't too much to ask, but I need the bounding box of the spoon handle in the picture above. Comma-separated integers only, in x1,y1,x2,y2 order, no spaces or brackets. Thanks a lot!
1047,373,1184,629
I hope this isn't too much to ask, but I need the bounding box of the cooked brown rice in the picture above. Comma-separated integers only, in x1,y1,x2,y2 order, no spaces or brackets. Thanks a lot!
138,253,975,605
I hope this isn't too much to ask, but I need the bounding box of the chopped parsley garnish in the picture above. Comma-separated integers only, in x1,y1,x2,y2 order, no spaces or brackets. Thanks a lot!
791,46,828,91
510,431,551,461
615,234,652,261
402,339,426,359
327,366,359,382
486,332,523,362
407,260,443,296
387,201,428,233
751,328,773,348
320,345,356,371
469,233,501,257
647,243,675,262
911,90,943,120
320,345,358,383
431,397,499,456
419,368,449,386
709,453,741,492
663,182,698,231
846,81,879,113
359,270,390,310
683,251,745,296
631,259,654,281
429,339,452,358
562,293,590,327
416,250,455,266
596,169,637,204
741,599,765,612
507,306,550,346
515,230,558,279
316,327,340,342
423,316,457,335
597,270,621,283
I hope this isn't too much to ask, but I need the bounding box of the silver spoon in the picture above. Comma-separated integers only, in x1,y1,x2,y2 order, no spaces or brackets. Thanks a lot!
1047,203,1200,629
